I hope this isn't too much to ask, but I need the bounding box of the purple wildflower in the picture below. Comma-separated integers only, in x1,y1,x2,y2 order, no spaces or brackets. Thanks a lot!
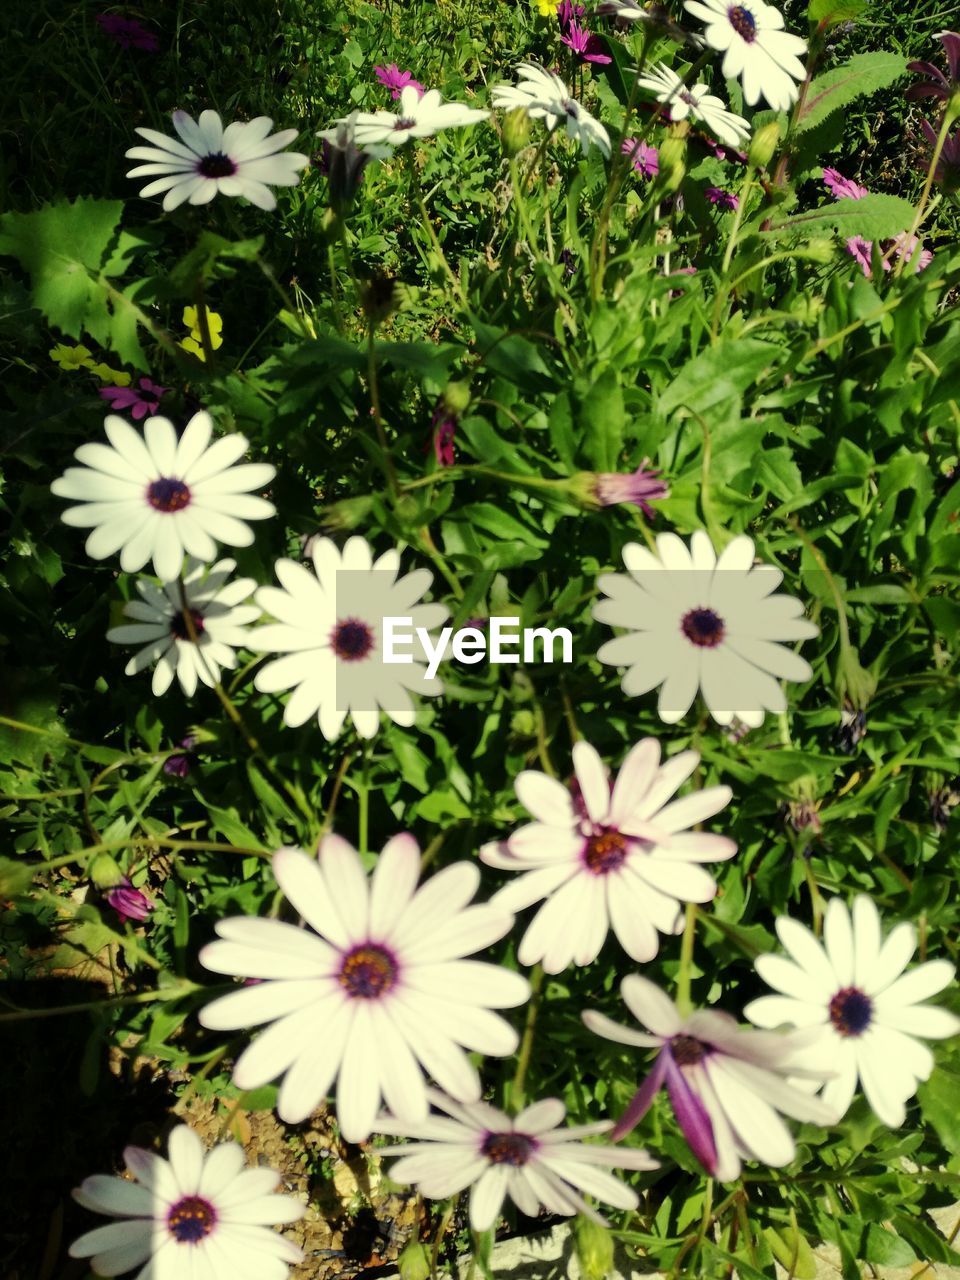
558,247,578,278
95,13,160,52
621,137,659,177
916,117,960,193
557,0,586,26
163,734,198,778
98,376,167,421
432,412,456,467
704,186,739,210
561,21,612,64
884,232,934,274
845,236,876,277
593,462,669,517
822,167,869,200
106,878,153,924
374,63,424,100
906,30,960,103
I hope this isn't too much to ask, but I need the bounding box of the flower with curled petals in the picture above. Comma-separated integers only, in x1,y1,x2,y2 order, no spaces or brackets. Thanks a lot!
633,63,751,147
69,1124,304,1279
199,838,529,1142
593,531,818,728
339,84,488,149
250,535,448,741
375,1089,658,1231
583,976,837,1181
745,896,960,1128
491,64,611,157
480,738,735,973
50,412,276,582
125,109,308,212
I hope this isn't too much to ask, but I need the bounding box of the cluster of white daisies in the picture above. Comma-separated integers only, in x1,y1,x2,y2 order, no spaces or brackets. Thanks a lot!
123,0,808,215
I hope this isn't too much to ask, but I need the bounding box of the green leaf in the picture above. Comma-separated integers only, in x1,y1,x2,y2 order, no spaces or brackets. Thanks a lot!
578,370,624,471
795,53,909,134
659,340,780,418
861,1224,916,1267
808,0,866,27
918,1069,960,1153
765,194,915,240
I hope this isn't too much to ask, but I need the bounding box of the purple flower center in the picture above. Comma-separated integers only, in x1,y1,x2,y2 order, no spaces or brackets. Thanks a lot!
680,607,725,648
728,5,757,41
147,478,191,513
829,986,873,1036
393,117,416,131
583,828,628,874
669,1034,710,1066
330,618,374,661
170,609,206,642
198,152,237,178
481,1132,536,1165
339,944,398,999
167,1195,217,1243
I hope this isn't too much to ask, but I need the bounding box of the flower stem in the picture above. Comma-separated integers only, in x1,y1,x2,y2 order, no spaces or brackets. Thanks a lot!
367,323,398,498
676,903,698,1017
509,962,544,1110
894,105,955,279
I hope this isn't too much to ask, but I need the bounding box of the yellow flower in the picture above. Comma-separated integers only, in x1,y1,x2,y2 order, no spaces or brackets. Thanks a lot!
50,342,96,371
534,0,555,14
89,364,132,386
180,305,224,362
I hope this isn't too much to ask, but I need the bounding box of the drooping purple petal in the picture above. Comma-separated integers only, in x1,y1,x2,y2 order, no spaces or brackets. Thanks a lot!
662,1052,718,1174
610,1050,668,1140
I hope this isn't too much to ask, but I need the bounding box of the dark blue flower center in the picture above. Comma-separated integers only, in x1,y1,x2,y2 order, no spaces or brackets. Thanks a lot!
339,944,397,999
170,609,205,641
670,1034,710,1066
330,618,374,661
167,1195,216,1243
198,152,237,178
681,607,725,648
728,5,757,41
584,828,628,875
481,1132,536,1165
829,987,873,1036
147,477,191,513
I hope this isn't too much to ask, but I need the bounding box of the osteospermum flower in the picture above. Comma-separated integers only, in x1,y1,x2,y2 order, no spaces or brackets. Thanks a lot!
744,896,960,1128
683,0,807,111
634,63,750,147
823,167,869,200
491,63,611,157
375,63,424,100
580,462,669,517
593,531,818,727
106,557,260,696
561,20,612,64
480,738,735,973
69,1124,304,1278
622,137,659,177
95,13,159,52
341,84,489,148
250,535,448,740
375,1089,659,1231
125,109,309,212
705,185,739,210
51,411,276,582
583,976,836,1180
105,877,153,924
99,376,168,420
907,29,960,103
199,838,529,1141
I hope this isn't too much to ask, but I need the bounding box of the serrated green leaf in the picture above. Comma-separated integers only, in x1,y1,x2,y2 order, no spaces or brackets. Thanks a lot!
766,194,914,241
795,53,909,134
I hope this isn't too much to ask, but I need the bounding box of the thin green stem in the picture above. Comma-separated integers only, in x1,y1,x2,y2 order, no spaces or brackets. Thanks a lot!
676,903,698,1017
509,963,544,1110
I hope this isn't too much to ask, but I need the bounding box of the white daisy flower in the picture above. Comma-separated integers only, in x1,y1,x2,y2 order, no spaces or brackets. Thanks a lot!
250,535,448,741
199,837,530,1143
683,0,807,112
51,412,276,583
480,738,735,973
69,1124,304,1279
583,976,837,1182
374,1088,658,1231
744,896,960,1128
633,63,751,147
341,84,489,149
593,531,818,728
491,63,611,157
125,109,309,212
106,557,260,697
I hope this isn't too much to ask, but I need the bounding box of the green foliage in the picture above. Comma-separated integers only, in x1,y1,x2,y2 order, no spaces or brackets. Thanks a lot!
794,53,910,134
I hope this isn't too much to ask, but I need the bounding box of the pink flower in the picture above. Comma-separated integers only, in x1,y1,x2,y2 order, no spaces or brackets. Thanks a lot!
561,21,612,64
95,13,159,52
374,64,424,101
557,0,586,26
884,232,934,273
845,235,876,276
916,117,960,193
433,414,456,467
593,462,669,517
907,30,960,103
705,186,739,210
621,137,659,177
98,376,167,420
106,878,153,923
823,167,869,200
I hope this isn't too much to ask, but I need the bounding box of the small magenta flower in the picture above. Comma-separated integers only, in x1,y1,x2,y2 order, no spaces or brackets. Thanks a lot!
916,117,960,193
822,167,869,200
557,0,586,26
432,413,456,467
845,235,875,277
593,463,669,517
95,13,160,52
561,20,612,63
374,63,424,100
705,185,738,210
98,376,168,420
622,137,659,177
907,30,960,103
884,232,934,273
163,734,198,778
106,878,153,924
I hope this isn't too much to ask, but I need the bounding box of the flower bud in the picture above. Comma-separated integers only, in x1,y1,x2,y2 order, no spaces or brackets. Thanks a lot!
501,108,532,156
317,494,376,533
441,380,472,416
88,852,126,889
397,1242,431,1280
748,120,780,170
798,238,835,262
657,131,687,192
574,1216,615,1280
